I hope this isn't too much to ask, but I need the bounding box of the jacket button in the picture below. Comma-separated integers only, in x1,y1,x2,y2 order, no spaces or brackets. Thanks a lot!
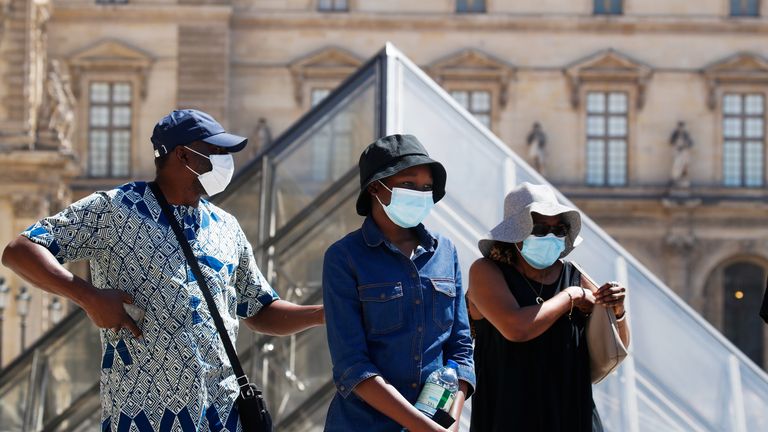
411,382,418,388
417,326,423,332
414,355,420,361
380,293,385,299
414,299,421,305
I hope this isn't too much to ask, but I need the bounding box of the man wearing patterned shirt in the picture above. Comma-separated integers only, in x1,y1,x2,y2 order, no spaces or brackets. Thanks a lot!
2,109,325,432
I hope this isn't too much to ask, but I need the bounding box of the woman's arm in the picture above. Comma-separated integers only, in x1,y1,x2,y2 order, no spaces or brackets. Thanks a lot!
354,377,447,432
467,258,592,342
243,300,323,336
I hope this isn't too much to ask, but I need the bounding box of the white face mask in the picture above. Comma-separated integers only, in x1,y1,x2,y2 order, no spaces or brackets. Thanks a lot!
375,180,434,228
184,146,235,196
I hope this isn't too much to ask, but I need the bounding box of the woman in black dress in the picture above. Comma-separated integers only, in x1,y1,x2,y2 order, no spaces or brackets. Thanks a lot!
466,182,630,432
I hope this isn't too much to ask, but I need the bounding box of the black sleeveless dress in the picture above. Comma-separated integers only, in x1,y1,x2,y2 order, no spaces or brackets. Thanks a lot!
470,261,603,432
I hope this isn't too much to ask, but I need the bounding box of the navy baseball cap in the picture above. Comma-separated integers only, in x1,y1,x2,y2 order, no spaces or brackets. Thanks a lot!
151,109,248,157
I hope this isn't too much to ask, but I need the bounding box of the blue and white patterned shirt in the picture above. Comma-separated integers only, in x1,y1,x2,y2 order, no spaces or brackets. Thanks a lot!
22,182,278,432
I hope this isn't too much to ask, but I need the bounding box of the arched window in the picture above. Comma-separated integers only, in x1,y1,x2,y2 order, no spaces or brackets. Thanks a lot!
723,261,765,365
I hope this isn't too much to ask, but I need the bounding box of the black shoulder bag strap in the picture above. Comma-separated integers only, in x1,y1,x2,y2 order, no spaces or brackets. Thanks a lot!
149,182,271,432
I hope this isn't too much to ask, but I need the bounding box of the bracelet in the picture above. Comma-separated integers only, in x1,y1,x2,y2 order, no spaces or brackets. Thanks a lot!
564,291,574,320
615,310,627,322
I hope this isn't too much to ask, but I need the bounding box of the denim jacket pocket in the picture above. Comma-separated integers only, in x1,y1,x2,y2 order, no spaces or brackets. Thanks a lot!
430,278,456,331
358,282,404,335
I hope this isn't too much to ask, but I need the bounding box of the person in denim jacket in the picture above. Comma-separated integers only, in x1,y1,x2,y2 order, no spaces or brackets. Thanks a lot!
323,134,475,431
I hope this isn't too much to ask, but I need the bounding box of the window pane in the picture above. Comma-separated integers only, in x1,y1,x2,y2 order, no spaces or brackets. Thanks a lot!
586,92,605,113
470,91,491,112
745,94,764,115
90,106,109,127
318,0,331,10
457,0,485,12
608,92,627,113
744,141,764,187
89,131,109,177
745,118,763,138
594,0,623,14
474,114,491,128
90,82,109,103
607,139,627,185
335,0,348,10
112,106,132,127
112,83,132,103
587,116,605,136
311,88,331,107
608,116,627,137
723,118,742,138
723,140,742,186
586,139,605,185
723,94,742,114
450,91,469,109
730,0,759,16
111,131,131,177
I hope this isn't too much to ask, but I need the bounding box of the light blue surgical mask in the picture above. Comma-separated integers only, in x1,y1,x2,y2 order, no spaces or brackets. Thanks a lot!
517,234,565,269
375,181,434,228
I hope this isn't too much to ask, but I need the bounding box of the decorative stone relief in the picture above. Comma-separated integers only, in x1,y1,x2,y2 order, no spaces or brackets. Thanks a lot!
426,48,516,108
564,49,653,109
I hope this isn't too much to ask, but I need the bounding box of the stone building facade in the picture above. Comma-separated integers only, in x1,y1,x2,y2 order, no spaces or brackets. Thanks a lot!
1,0,767,369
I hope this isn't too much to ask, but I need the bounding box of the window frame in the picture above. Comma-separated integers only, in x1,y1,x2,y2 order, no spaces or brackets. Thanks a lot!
317,0,349,12
593,0,623,15
729,0,760,17
87,81,134,178
448,88,493,130
719,90,766,187
580,84,636,187
456,0,487,13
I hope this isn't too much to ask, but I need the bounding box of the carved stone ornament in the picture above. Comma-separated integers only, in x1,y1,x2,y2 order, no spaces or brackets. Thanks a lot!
701,52,768,110
67,39,154,100
288,47,363,105
11,193,49,219
426,49,516,108
564,49,653,109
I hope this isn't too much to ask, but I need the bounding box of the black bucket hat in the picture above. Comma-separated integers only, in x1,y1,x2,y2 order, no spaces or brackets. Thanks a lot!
356,134,447,216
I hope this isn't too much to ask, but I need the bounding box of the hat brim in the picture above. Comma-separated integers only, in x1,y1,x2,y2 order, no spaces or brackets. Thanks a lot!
202,132,248,152
356,155,447,216
478,202,581,260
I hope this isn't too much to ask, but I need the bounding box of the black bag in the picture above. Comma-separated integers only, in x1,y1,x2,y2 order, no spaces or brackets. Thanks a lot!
150,182,273,432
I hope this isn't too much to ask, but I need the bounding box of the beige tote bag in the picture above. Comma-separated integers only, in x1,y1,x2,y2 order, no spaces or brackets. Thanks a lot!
570,262,628,384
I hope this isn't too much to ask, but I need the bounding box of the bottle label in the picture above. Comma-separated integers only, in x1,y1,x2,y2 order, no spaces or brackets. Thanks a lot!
414,382,455,416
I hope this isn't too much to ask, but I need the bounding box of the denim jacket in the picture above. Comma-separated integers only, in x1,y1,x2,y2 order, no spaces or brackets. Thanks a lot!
323,217,476,431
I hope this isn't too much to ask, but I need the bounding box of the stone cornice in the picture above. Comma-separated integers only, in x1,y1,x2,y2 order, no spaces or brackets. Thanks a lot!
232,11,768,34
52,4,231,23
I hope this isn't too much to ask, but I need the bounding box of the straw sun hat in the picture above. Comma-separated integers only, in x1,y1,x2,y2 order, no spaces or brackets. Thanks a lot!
478,182,582,259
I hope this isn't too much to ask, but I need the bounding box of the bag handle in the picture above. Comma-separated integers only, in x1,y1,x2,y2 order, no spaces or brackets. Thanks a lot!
148,182,260,400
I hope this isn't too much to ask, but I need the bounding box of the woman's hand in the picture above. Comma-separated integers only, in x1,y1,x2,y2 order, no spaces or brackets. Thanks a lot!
564,286,596,315
595,281,626,316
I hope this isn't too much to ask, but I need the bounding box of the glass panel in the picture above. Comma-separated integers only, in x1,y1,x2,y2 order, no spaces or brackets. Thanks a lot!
317,0,331,10
607,139,627,185
470,91,490,112
745,94,764,115
742,365,768,431
744,141,764,187
608,116,627,137
723,94,742,114
457,0,485,12
0,365,31,430
723,118,742,138
219,171,262,245
745,118,763,138
450,91,469,109
586,92,605,113
89,82,109,103
40,319,101,425
723,140,741,186
608,92,627,113
89,106,109,127
112,107,131,127
89,131,109,177
111,131,131,177
587,139,605,185
112,83,132,103
474,114,491,128
311,88,331,107
272,75,376,230
587,116,605,136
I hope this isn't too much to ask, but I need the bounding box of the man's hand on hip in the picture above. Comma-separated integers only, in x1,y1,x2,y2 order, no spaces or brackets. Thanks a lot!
82,288,143,338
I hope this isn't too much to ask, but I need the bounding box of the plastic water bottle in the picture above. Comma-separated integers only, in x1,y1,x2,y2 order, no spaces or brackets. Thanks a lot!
414,360,459,425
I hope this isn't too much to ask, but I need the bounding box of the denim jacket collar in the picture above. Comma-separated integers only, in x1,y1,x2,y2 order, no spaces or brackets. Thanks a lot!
361,216,436,252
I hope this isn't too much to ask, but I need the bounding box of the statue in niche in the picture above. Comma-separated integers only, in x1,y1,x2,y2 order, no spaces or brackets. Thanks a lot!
46,59,76,151
254,117,272,149
526,122,547,174
669,121,693,187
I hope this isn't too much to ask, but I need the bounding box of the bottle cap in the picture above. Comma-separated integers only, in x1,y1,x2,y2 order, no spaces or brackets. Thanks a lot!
446,359,459,370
